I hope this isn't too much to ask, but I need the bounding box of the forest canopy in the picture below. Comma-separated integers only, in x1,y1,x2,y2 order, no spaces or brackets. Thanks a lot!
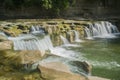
0,0,75,16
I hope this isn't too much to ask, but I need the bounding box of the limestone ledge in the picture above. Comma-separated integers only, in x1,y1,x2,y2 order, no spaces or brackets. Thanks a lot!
0,20,94,46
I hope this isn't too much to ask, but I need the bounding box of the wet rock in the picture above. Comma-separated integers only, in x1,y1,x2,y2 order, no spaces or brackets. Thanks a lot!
0,26,23,37
17,24,29,30
0,41,13,50
69,61,92,75
68,31,75,43
0,34,8,41
38,62,88,80
75,26,85,38
46,26,53,34
19,50,45,64
3,66,13,72
0,50,45,71
46,21,58,25
0,50,22,71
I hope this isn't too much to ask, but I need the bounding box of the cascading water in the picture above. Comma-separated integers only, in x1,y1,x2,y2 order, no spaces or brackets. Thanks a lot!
8,35,53,51
85,21,119,38
60,35,70,44
74,30,83,42
85,27,93,39
31,25,45,34
6,22,120,79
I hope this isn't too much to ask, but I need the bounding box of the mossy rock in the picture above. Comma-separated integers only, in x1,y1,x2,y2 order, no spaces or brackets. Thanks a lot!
0,50,22,70
7,26,23,36
57,24,71,33
0,76,12,80
58,24,64,29
63,24,71,31
17,24,29,30
0,70,44,80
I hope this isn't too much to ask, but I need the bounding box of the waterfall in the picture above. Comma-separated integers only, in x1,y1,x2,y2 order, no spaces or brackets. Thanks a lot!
85,21,119,38
8,35,53,51
60,35,70,44
31,25,45,34
74,30,83,42
85,27,93,39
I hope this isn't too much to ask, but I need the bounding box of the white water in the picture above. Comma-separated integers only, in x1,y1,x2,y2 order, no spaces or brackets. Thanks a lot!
60,35,70,44
74,30,83,42
85,27,93,39
85,21,119,38
31,25,44,34
91,61,120,69
60,35,79,47
7,22,120,73
8,35,53,52
50,47,80,59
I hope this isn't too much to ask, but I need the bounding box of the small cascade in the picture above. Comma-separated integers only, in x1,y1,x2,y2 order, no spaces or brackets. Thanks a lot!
60,35,79,47
85,21,119,38
8,35,53,51
60,35,70,44
31,25,45,34
74,30,83,42
85,27,93,39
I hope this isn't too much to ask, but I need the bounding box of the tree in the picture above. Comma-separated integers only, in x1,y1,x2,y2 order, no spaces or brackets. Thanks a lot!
42,0,52,9
3,0,14,9
1,0,74,17
51,0,72,16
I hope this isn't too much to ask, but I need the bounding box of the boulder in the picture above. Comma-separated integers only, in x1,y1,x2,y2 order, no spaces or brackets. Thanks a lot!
0,50,23,71
0,40,13,50
19,50,45,64
38,62,88,80
69,61,92,75
0,50,45,73
0,34,7,41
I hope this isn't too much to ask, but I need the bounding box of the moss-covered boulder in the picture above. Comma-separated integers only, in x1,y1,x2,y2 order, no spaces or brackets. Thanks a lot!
0,50,22,72
0,26,22,37
0,50,45,80
7,26,23,37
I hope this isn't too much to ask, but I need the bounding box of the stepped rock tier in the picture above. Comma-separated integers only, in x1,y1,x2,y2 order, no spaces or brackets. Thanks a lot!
0,20,119,80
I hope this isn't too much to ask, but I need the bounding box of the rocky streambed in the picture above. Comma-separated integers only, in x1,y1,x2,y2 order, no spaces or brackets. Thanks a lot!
0,19,116,80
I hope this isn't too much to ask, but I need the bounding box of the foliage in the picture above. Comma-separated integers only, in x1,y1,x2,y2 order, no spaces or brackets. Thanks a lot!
51,0,70,16
0,0,75,16
42,0,52,9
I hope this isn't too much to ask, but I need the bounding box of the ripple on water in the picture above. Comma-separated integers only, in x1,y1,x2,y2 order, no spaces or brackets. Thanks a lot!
89,61,120,69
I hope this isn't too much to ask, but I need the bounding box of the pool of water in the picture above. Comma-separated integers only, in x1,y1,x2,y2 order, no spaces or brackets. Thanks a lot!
67,34,120,80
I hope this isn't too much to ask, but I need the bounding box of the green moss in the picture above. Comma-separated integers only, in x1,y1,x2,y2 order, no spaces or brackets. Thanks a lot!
8,26,22,36
0,50,47,80
0,50,22,70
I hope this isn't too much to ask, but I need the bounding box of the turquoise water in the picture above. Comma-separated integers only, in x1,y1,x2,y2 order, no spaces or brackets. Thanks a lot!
68,34,120,80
